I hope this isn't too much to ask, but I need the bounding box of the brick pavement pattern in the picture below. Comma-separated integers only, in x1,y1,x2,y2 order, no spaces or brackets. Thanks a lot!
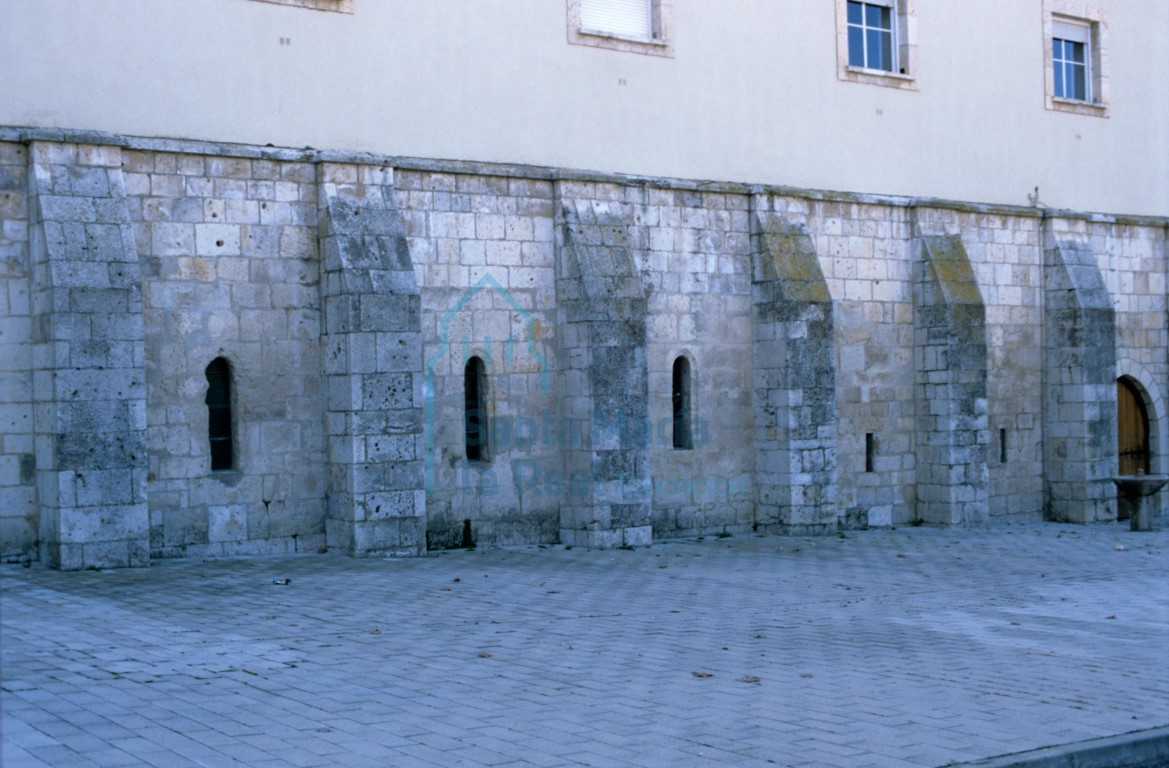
2,523,1167,767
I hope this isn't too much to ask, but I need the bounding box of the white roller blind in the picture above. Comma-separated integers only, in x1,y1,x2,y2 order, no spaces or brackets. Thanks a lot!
1052,18,1090,43
581,0,654,39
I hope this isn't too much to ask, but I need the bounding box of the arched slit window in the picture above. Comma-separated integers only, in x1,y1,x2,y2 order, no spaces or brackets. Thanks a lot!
205,358,234,471
672,356,692,450
465,357,488,461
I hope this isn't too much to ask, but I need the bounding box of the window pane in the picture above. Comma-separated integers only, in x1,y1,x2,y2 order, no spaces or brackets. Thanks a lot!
869,29,883,69
878,29,892,69
1071,63,1086,100
1054,59,1065,97
847,1,862,25
865,4,882,28
848,26,864,66
1069,40,1085,64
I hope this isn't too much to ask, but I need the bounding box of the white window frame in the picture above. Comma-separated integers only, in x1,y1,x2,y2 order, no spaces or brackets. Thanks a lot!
567,0,674,58
835,0,917,91
1043,2,1108,117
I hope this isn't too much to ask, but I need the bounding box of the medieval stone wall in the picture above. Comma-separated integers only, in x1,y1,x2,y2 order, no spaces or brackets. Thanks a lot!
0,130,1165,567
0,142,35,561
122,150,328,558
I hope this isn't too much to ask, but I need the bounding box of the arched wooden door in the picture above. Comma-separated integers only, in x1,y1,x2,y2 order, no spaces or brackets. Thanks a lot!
1117,378,1150,476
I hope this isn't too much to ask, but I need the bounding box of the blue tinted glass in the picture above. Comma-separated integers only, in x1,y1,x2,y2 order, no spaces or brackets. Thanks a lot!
865,3,888,28
1069,40,1085,64
1071,63,1086,99
869,29,883,69
1054,60,1065,97
849,27,864,66
848,1,862,25
1052,39,1063,61
878,30,892,69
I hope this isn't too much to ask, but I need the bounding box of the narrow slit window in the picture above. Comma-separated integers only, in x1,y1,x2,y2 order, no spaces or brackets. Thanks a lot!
672,357,692,450
464,357,488,461
205,358,234,471
999,428,1009,464
865,433,875,472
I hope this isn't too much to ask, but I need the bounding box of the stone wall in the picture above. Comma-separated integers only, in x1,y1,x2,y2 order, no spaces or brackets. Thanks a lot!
0,129,1165,567
0,142,36,561
398,170,561,549
124,150,327,558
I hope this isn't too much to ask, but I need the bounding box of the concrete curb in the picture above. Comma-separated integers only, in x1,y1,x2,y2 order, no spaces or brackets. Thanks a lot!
947,727,1169,768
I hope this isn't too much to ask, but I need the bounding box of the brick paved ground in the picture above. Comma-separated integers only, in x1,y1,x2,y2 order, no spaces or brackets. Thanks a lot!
2,522,1167,767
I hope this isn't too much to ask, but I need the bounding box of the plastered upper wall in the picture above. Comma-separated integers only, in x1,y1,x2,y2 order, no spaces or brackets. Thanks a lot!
2,0,1167,217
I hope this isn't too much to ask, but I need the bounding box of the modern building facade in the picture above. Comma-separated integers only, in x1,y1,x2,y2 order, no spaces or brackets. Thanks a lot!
1,0,1166,568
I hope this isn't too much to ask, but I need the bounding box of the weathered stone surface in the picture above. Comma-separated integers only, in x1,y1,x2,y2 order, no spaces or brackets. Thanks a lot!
752,209,837,534
28,143,149,570
1,135,1165,566
558,197,651,548
913,232,989,527
320,166,425,557
1043,230,1118,524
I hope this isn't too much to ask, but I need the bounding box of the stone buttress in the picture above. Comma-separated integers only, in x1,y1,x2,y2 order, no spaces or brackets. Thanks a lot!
1043,225,1117,523
913,231,990,526
557,196,652,547
318,164,425,556
751,210,838,534
28,142,149,569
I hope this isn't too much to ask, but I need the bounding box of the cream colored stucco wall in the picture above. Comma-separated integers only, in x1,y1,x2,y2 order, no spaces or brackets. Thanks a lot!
2,0,1166,216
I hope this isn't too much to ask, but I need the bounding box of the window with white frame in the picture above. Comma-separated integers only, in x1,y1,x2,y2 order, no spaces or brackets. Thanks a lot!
835,0,916,90
1044,3,1108,116
1052,19,1090,101
567,0,674,57
847,1,895,72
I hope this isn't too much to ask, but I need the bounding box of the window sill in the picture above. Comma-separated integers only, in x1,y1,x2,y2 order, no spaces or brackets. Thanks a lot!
211,470,245,487
568,27,674,57
250,0,354,12
1048,96,1108,117
578,27,666,46
839,65,918,91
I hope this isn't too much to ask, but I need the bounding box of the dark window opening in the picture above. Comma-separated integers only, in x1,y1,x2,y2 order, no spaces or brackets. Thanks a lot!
865,433,875,472
999,428,1008,464
672,357,692,450
205,358,234,471
464,357,488,461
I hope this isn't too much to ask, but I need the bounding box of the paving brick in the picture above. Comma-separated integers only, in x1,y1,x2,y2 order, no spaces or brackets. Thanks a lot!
3,523,1168,767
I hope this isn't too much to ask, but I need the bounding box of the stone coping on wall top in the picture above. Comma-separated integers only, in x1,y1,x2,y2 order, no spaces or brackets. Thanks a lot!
3,125,1166,229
